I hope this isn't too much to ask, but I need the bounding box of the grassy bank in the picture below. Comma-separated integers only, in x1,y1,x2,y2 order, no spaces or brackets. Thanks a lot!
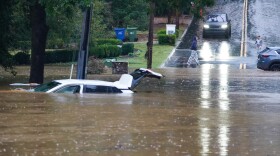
117,43,174,69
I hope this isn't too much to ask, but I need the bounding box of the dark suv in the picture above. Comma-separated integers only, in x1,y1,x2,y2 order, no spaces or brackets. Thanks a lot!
203,13,231,38
257,47,280,71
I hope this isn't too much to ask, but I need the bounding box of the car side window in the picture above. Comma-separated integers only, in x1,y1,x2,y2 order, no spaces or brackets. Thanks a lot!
84,85,122,93
54,85,80,94
276,49,280,54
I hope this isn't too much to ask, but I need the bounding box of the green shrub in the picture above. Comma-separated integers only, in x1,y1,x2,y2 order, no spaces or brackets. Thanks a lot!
93,38,123,47
158,34,176,45
157,29,179,37
14,41,31,52
157,29,166,36
47,38,65,49
45,49,78,63
87,56,106,74
89,45,121,58
13,52,30,65
122,43,134,55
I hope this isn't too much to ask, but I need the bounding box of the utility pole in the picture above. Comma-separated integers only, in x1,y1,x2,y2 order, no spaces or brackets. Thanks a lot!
76,5,93,79
147,1,155,69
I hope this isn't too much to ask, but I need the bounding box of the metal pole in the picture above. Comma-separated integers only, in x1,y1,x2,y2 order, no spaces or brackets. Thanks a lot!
76,5,93,79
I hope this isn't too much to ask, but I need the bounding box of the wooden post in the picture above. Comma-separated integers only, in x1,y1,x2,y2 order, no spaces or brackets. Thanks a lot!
147,1,155,69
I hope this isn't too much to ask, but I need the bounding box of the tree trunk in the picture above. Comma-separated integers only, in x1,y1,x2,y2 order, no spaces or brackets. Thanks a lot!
175,9,180,29
147,1,155,69
29,1,49,84
167,12,172,24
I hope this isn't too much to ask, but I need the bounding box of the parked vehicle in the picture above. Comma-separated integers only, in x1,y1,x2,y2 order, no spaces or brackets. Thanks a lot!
203,13,231,38
257,47,280,71
11,68,163,94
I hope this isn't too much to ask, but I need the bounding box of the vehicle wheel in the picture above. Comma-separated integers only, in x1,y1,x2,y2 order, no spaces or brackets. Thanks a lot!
270,64,280,71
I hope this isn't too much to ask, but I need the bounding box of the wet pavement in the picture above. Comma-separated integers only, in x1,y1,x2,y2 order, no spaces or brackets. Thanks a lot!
164,0,247,69
1,68,280,155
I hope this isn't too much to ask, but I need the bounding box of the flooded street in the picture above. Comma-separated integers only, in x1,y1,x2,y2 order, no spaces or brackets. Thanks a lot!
1,67,280,155
1,0,280,155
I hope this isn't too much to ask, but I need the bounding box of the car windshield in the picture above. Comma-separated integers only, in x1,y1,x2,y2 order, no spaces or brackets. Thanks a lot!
207,14,226,22
33,81,61,92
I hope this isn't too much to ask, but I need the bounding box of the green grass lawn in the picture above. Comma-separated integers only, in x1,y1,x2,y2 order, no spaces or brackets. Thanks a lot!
117,43,174,69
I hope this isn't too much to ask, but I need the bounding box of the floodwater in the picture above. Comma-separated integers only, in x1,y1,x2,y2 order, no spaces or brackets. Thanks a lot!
1,67,280,155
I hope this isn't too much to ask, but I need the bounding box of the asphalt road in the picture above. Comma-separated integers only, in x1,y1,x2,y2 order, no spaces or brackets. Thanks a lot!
166,0,280,70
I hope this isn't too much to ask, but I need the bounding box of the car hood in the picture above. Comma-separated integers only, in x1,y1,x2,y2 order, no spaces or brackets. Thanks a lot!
205,21,228,25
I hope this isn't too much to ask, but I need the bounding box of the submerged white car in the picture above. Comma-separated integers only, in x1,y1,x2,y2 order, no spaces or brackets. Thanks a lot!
28,68,163,94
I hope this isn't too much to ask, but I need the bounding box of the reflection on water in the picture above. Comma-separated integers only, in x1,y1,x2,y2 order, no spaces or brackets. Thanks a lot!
239,63,247,69
200,42,213,61
200,64,212,109
219,64,230,111
199,64,230,156
218,42,230,59
200,41,231,61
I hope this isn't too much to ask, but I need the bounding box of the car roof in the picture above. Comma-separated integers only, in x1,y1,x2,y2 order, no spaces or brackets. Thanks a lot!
54,79,115,86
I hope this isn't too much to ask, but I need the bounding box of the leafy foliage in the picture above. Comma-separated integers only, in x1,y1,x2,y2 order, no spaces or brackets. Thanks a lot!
45,49,78,63
122,43,134,55
109,0,149,30
87,56,107,74
89,45,121,58
158,34,176,45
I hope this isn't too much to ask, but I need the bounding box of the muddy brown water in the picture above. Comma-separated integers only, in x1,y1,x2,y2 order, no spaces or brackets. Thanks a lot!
0,67,280,155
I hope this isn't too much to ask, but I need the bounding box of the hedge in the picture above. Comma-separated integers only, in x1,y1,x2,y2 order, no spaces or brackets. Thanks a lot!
92,38,123,47
13,52,30,65
47,38,65,49
158,34,176,45
45,49,78,63
89,45,121,58
157,29,179,38
122,43,134,55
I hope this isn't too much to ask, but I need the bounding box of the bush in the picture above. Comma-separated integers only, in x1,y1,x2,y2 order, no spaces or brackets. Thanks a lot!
157,29,179,38
45,49,78,63
89,45,121,58
47,38,65,49
13,52,30,65
87,56,106,74
93,38,123,47
158,34,176,45
14,41,31,52
157,29,166,36
122,43,134,55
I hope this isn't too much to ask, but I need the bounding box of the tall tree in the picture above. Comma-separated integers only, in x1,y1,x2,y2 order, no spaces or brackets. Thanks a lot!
27,0,92,83
0,0,16,75
29,0,49,83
